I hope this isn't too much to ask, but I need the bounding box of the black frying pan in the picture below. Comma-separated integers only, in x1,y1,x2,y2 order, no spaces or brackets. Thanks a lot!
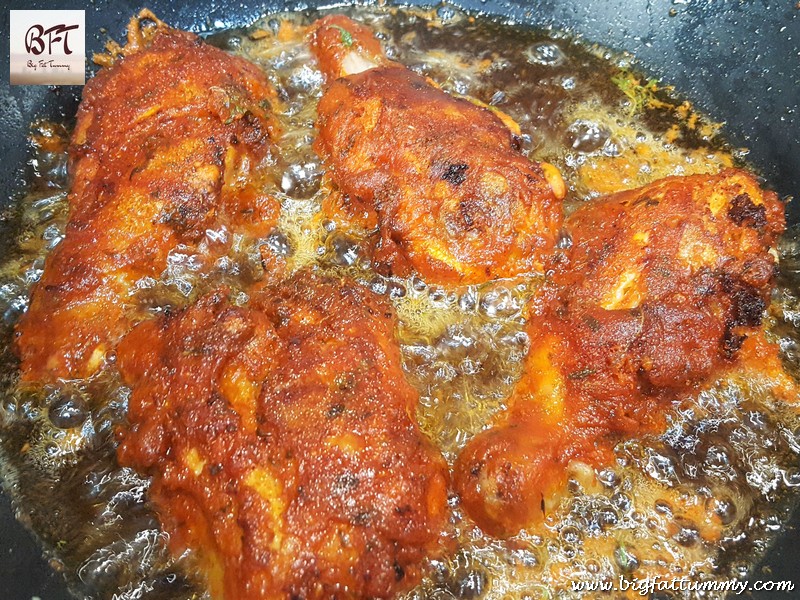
0,1,797,598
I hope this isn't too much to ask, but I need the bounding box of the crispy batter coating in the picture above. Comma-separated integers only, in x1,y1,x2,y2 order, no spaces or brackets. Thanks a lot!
116,271,450,599
15,15,280,382
310,16,565,284
455,170,786,538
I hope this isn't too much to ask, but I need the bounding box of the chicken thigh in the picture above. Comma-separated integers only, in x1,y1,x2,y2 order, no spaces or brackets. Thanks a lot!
310,15,565,284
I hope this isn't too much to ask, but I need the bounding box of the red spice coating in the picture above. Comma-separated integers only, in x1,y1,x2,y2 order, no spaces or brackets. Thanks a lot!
16,18,280,382
117,271,450,599
455,169,786,538
311,15,564,284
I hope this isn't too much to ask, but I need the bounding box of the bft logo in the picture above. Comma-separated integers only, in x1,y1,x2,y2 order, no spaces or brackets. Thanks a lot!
25,23,80,56
10,10,85,85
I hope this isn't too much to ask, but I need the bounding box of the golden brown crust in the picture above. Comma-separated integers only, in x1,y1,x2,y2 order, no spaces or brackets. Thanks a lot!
455,169,786,538
311,16,564,284
15,22,280,382
117,271,450,600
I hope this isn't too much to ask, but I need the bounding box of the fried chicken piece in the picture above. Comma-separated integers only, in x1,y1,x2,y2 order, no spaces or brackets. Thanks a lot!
310,15,566,284
455,169,786,537
116,271,450,599
15,13,280,382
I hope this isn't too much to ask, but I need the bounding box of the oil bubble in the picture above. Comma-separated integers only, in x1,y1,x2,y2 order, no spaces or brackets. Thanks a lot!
566,120,611,153
48,389,89,430
525,42,566,67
